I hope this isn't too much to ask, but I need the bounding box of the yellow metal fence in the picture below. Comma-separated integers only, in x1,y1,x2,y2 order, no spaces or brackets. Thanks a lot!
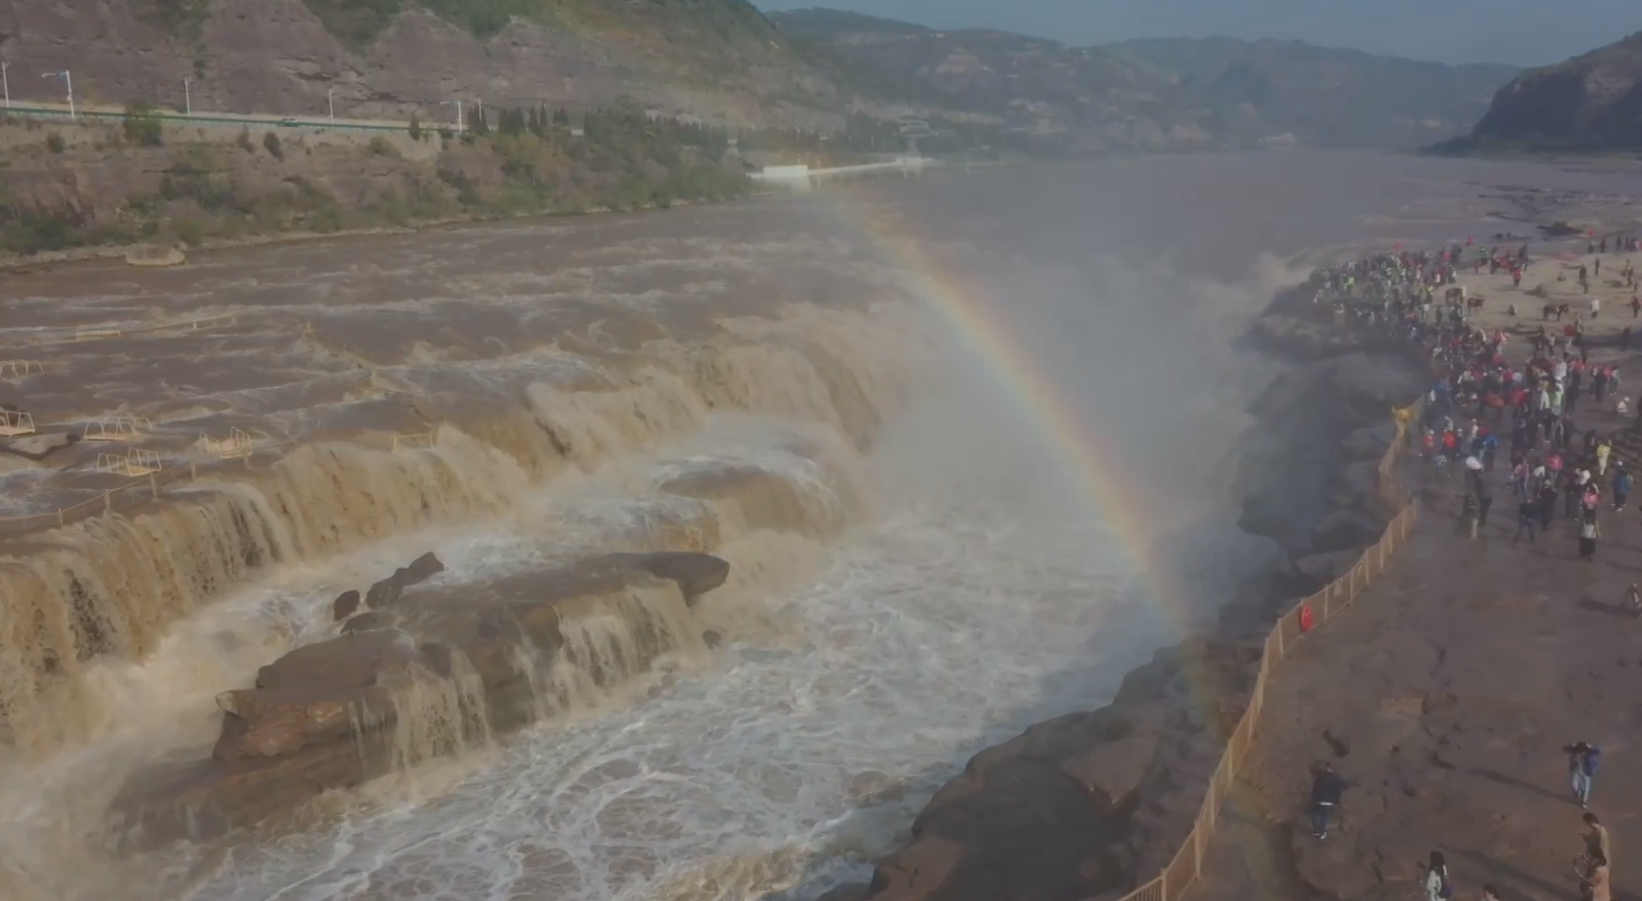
1112,399,1423,901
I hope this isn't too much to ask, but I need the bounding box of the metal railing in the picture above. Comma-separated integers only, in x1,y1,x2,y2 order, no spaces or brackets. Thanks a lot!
1112,397,1423,901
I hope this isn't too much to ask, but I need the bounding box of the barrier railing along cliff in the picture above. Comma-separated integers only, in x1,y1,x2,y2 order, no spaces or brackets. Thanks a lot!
1111,395,1424,901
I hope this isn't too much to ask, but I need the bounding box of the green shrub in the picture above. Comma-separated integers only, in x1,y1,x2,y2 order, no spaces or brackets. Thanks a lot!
236,128,255,153
122,101,164,146
45,133,66,153
408,115,422,141
262,131,284,160
366,135,399,157
174,218,209,247
0,211,84,255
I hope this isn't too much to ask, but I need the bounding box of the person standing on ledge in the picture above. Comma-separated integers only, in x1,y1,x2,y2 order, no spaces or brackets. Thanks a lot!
1514,495,1538,544
1583,812,1612,872
1308,761,1347,839
1578,518,1600,562
1424,850,1453,901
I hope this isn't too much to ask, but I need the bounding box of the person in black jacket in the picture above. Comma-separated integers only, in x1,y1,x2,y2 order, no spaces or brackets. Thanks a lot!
1310,762,1348,839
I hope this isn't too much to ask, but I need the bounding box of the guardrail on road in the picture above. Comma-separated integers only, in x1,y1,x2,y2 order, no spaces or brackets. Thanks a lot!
0,104,414,134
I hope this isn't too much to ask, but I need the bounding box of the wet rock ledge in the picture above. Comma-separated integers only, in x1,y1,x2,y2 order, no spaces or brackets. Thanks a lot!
111,550,730,847
842,281,1427,901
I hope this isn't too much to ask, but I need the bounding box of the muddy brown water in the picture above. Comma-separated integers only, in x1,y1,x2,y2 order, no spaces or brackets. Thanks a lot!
0,150,1638,901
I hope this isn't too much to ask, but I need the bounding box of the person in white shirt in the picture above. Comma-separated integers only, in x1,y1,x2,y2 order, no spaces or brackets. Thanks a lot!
1424,850,1452,900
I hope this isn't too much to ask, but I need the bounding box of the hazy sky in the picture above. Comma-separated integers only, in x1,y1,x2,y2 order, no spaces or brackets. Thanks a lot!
756,0,1640,67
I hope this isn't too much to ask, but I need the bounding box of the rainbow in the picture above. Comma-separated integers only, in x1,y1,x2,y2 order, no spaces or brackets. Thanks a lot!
813,196,1181,622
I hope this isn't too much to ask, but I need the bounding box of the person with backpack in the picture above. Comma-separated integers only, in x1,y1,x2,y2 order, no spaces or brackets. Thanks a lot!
1565,742,1601,808
1425,850,1454,901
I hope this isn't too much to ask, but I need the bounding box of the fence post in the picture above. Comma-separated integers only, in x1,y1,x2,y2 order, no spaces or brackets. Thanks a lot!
191,460,198,481
57,508,65,528
103,490,111,515
150,473,159,498
1159,869,1167,901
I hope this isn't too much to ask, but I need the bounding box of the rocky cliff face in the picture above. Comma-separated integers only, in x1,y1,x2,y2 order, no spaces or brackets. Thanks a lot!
0,0,839,127
1106,38,1519,149
1436,30,1642,153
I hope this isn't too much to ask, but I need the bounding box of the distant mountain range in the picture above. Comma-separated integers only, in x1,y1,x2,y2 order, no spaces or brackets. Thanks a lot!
769,7,1522,151
1431,30,1642,154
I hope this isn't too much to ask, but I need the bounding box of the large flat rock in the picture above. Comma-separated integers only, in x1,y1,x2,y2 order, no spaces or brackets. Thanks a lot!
111,550,731,847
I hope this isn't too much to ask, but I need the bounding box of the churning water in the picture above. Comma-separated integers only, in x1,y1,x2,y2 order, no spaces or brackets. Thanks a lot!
4,150,1622,901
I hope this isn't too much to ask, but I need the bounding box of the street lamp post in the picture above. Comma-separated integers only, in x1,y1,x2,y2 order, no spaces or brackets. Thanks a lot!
2,61,11,109
183,75,192,115
327,87,335,124
440,99,464,133
41,69,72,119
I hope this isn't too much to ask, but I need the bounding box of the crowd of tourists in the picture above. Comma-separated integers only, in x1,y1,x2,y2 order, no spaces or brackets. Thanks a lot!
1300,240,1636,901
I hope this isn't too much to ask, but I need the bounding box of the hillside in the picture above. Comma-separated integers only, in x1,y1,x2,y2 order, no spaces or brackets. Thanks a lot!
0,0,837,128
1431,30,1642,154
1105,38,1519,149
0,2,1532,258
773,22,1220,155
770,9,1520,151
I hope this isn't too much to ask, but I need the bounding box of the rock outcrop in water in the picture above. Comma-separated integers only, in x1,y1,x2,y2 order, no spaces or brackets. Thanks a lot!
850,281,1427,901
112,551,730,847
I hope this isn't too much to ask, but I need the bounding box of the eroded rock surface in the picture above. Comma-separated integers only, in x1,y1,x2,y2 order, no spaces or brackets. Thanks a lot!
112,550,729,847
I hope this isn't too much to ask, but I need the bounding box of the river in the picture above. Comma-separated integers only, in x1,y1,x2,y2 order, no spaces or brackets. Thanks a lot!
0,150,1637,901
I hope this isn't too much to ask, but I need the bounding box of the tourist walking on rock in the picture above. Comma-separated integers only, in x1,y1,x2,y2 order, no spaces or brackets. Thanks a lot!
1538,482,1557,530
1584,812,1612,869
1515,497,1538,544
1566,742,1601,808
1613,463,1632,512
1579,519,1600,562
1308,762,1347,839
1425,850,1454,901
